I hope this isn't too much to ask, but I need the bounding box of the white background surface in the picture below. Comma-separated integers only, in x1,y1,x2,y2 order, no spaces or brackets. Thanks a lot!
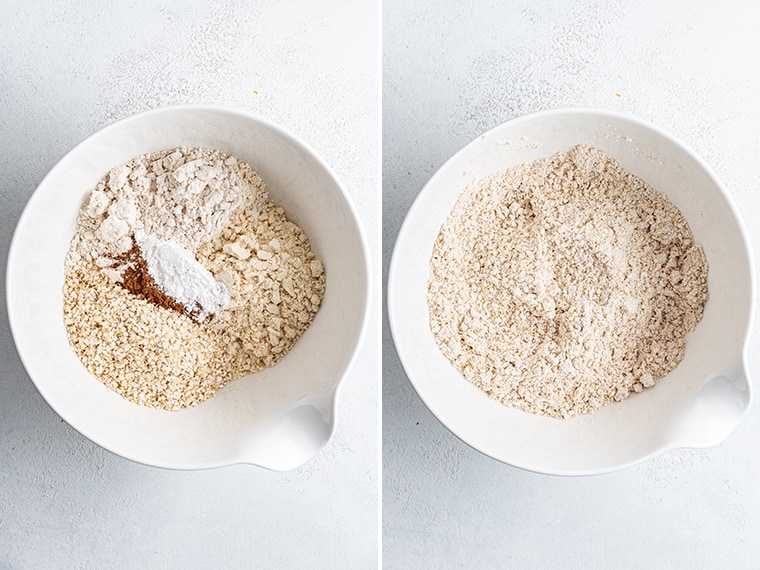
0,1,378,568
383,1,760,568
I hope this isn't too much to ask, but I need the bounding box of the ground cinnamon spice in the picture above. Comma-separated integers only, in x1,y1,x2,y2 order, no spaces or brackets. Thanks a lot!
116,243,190,318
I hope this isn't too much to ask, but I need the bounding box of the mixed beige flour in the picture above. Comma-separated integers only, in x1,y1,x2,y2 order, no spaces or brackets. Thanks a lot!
427,144,708,418
64,147,325,411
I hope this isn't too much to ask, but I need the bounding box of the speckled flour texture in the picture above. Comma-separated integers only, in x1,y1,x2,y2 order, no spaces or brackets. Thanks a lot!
63,147,325,411
427,144,708,418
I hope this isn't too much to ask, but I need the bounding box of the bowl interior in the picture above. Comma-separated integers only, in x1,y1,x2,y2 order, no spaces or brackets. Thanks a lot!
7,107,368,470
388,109,753,475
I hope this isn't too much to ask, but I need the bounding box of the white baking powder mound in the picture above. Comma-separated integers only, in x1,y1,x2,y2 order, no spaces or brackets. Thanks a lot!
135,230,230,321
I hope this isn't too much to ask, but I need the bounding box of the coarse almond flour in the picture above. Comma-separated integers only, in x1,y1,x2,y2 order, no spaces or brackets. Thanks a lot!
63,147,325,411
427,144,708,419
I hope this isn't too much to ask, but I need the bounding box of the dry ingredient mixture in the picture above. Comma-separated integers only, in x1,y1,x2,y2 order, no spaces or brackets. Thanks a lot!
63,147,325,410
427,144,708,419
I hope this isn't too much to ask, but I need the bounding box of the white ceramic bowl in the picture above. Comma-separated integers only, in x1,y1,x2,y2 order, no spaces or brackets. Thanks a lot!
7,105,370,470
388,108,754,475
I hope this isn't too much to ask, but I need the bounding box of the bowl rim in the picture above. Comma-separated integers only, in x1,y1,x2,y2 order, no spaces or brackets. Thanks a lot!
6,104,372,471
387,106,755,476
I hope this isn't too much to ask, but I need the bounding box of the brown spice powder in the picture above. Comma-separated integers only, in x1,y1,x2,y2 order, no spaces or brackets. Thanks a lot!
116,243,190,318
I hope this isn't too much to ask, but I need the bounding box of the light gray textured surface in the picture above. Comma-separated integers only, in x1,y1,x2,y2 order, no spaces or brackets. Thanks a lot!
383,1,760,568
1,1,378,568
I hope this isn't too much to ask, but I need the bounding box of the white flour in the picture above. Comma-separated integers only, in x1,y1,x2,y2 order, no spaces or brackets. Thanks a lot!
66,147,264,270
